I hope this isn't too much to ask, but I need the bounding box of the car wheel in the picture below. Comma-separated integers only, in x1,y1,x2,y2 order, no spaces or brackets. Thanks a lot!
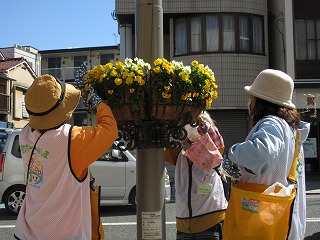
129,187,136,211
4,185,26,215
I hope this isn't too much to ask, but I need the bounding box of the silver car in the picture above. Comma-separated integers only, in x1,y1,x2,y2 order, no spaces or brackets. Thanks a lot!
0,128,171,215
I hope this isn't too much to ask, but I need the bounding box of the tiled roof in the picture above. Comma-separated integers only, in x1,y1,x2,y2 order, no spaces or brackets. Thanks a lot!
0,57,25,71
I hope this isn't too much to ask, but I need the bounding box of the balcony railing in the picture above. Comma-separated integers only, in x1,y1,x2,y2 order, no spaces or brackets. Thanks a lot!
41,66,92,82
0,93,10,113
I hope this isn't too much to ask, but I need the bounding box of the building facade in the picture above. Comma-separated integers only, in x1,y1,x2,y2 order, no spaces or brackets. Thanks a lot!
0,57,37,129
39,45,120,127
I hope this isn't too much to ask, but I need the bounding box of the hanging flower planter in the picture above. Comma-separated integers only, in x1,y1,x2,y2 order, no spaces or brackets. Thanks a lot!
75,58,219,124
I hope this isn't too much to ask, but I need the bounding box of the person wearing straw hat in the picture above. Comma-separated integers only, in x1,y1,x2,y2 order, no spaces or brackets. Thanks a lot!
14,74,118,240
222,69,310,240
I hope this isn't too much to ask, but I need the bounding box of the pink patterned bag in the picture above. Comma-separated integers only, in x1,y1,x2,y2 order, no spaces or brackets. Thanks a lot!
183,125,224,170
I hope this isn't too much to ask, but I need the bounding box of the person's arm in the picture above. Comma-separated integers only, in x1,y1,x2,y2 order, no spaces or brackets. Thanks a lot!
164,148,180,166
227,119,284,175
70,102,118,180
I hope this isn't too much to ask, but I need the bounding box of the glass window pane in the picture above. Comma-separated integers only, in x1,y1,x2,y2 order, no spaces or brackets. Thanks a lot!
206,14,219,52
295,20,307,60
317,40,320,60
316,20,320,39
252,16,263,53
222,15,235,51
307,41,316,60
239,16,249,52
190,16,202,52
74,56,87,67
307,20,315,39
174,18,187,55
100,54,114,65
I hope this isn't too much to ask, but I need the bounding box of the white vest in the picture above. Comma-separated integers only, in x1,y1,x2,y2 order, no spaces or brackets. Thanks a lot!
175,153,228,219
15,124,91,240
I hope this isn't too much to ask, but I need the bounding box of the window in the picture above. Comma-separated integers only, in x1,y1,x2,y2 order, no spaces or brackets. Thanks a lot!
252,16,263,54
174,18,187,55
100,54,114,65
48,57,61,79
73,112,89,126
239,15,250,52
295,19,320,60
11,135,22,158
190,16,202,52
174,13,264,55
206,15,219,52
222,15,235,51
74,56,87,67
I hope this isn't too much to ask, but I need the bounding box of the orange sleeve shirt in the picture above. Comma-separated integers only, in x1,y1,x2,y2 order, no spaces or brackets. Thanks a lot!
70,103,118,180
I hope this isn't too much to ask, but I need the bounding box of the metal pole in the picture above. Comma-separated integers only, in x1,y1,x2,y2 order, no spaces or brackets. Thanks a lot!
135,1,165,239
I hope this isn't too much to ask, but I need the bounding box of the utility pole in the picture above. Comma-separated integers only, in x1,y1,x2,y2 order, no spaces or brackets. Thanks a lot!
135,1,165,239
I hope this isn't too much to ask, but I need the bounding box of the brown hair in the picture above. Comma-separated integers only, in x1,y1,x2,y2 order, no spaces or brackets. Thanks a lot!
251,97,301,129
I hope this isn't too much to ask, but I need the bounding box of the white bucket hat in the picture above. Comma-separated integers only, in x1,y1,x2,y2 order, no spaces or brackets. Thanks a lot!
244,69,296,109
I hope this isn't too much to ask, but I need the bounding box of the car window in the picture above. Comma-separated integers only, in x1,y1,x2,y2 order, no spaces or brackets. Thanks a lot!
98,144,128,162
0,130,8,154
11,135,22,158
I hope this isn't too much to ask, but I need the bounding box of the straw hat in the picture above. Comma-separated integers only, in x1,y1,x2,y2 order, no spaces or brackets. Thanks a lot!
244,69,295,109
26,74,81,130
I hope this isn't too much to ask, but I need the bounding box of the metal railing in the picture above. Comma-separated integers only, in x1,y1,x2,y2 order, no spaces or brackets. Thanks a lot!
41,66,92,82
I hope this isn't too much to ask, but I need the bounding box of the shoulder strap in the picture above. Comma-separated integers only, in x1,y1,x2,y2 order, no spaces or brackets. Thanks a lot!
26,133,44,183
287,131,300,184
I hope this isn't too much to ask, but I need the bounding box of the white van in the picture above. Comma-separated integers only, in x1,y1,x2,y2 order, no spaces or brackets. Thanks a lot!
0,128,171,215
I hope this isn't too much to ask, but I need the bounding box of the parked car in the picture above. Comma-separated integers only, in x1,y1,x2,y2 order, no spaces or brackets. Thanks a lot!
0,128,171,215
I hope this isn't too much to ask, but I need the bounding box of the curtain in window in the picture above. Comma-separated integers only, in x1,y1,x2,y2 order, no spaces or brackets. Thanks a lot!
253,16,263,54
175,18,187,55
295,20,307,60
239,16,249,52
190,16,202,52
307,20,316,60
206,15,219,52
222,15,235,51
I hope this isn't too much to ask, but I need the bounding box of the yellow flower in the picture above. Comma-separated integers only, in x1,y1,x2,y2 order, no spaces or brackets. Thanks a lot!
153,66,161,73
105,63,113,70
206,98,213,109
164,86,171,91
154,58,163,65
162,92,171,99
129,72,135,78
212,90,218,99
126,77,134,85
179,72,189,81
136,76,145,86
122,70,129,79
115,62,124,69
136,69,144,75
130,88,135,93
108,90,114,94
191,60,199,67
114,78,122,85
99,74,106,82
110,69,118,77
193,92,199,98
181,94,188,100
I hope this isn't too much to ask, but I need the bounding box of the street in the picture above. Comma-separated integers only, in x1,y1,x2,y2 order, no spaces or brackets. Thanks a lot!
0,196,319,240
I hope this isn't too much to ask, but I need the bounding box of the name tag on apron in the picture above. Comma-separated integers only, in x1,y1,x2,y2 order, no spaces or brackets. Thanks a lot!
197,183,213,194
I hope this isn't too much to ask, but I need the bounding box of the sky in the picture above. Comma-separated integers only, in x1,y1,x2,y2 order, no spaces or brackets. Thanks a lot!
1,0,119,51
